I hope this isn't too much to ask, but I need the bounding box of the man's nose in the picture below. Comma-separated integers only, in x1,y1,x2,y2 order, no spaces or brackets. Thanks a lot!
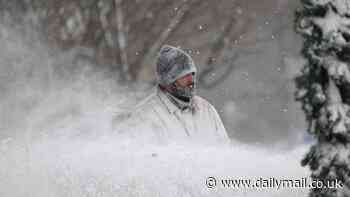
184,74,193,84
175,73,195,87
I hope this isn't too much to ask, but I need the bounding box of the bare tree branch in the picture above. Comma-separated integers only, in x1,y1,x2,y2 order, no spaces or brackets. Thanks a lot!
198,14,238,89
115,0,130,81
136,0,200,80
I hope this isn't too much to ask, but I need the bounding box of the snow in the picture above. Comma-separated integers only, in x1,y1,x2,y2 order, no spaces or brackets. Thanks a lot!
296,1,350,195
63,9,86,40
325,56,350,84
0,137,310,197
308,0,350,15
297,0,350,48
311,7,350,46
236,7,243,15
0,23,311,197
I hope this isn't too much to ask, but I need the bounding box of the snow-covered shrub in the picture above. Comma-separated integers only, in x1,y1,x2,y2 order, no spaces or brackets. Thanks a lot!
295,0,350,196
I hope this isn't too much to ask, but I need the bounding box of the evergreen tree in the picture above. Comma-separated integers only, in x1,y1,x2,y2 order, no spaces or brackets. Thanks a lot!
295,0,350,196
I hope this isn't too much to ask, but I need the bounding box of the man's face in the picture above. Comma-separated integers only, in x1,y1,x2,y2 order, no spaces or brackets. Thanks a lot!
166,72,195,102
159,72,196,102
174,73,194,88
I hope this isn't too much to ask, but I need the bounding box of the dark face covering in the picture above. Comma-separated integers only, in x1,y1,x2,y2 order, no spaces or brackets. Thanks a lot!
169,82,195,103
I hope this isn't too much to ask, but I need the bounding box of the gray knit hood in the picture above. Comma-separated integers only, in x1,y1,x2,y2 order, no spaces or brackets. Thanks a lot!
156,45,197,85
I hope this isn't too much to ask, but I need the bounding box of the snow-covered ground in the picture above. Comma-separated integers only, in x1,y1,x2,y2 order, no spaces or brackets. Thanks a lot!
0,135,310,197
0,83,310,197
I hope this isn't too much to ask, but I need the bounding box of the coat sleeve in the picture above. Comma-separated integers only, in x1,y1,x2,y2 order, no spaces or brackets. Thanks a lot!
208,103,231,144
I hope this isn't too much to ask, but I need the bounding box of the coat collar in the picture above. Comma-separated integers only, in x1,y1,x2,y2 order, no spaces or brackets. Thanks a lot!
157,87,195,113
157,87,180,114
156,87,198,114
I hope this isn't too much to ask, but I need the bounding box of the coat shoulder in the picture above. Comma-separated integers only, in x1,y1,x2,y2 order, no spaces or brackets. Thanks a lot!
133,91,160,115
193,95,214,110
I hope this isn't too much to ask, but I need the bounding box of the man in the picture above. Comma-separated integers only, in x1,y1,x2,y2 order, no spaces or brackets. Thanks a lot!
117,45,230,144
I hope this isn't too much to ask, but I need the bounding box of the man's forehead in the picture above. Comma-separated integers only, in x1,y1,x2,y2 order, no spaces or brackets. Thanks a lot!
176,73,194,82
